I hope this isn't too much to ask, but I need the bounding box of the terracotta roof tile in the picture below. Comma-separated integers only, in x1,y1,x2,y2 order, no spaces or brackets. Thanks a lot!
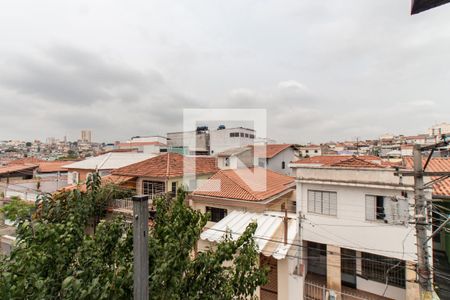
292,155,381,166
250,144,295,159
37,161,75,173
192,167,295,201
329,157,383,168
112,153,218,178
403,157,450,196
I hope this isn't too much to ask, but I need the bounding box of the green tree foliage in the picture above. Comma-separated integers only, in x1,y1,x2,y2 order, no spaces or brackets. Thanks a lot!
0,176,268,299
0,196,34,222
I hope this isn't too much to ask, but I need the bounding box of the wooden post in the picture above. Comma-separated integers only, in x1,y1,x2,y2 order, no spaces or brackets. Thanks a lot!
133,195,149,300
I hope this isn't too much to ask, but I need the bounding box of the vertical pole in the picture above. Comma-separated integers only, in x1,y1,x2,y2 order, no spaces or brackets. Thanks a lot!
133,195,149,300
413,145,432,299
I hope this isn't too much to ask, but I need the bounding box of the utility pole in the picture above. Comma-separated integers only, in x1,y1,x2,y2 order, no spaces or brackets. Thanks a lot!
132,195,149,300
395,137,449,299
413,145,433,299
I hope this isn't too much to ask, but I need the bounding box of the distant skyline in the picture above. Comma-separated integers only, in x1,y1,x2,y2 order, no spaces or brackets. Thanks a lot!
0,1,449,143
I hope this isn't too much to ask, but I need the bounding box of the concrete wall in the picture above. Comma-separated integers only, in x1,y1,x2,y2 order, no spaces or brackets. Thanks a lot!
167,131,209,153
293,166,416,187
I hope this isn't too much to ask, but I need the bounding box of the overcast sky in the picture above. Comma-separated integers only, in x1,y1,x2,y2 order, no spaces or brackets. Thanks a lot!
0,1,449,143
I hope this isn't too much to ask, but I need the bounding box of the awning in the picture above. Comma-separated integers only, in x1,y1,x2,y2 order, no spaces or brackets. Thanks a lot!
200,210,298,260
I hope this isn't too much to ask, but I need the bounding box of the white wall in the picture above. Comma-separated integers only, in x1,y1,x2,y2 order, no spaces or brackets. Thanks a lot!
356,277,406,299
266,147,296,175
297,181,417,261
209,128,254,154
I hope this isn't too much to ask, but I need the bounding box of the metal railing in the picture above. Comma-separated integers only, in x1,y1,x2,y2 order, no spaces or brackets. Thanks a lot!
109,197,157,212
304,281,373,300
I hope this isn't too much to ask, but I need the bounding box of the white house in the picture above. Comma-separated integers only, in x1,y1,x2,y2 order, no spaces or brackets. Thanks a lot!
252,144,298,175
217,146,253,170
290,156,427,300
217,144,298,176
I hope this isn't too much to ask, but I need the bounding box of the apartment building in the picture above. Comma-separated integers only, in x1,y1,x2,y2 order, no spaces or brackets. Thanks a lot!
167,128,210,155
209,127,255,155
290,156,426,300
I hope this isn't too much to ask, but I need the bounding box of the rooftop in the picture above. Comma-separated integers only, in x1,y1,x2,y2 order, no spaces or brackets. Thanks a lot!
0,164,38,176
403,157,450,197
63,152,155,170
292,155,382,167
37,161,75,173
192,167,295,201
250,144,295,159
112,152,218,178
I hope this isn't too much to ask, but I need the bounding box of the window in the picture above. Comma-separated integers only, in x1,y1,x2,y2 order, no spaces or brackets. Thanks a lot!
281,161,286,169
307,190,337,216
307,242,327,276
314,150,318,153
171,181,177,196
206,207,227,222
305,150,309,153
224,157,230,167
240,132,244,137
71,171,79,184
230,132,239,138
142,181,165,198
361,252,405,288
250,134,255,139
365,195,386,221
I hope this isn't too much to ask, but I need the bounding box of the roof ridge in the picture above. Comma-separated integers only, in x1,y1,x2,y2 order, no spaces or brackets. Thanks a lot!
221,169,259,201
330,156,381,167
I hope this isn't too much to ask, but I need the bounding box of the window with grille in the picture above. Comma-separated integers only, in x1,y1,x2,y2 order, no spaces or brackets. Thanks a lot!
307,190,337,216
361,252,405,288
206,206,227,222
365,195,386,221
142,181,165,198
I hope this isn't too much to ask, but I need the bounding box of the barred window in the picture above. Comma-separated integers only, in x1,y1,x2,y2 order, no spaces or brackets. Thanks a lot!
361,252,405,288
142,181,165,198
307,190,337,216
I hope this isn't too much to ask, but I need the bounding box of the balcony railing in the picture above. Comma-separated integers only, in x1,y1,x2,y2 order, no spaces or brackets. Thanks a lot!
108,193,169,213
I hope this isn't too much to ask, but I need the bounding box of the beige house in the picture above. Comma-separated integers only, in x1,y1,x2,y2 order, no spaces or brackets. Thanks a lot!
190,167,300,300
112,152,219,198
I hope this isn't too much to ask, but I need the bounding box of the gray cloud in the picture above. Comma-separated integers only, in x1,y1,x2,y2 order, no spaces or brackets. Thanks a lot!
0,0,449,143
